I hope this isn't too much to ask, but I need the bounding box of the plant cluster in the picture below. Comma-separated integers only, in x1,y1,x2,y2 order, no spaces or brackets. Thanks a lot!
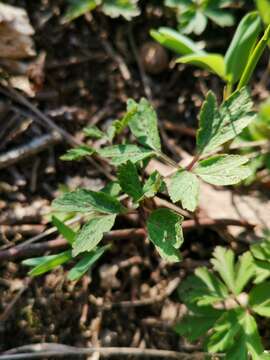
23,1,270,358
176,235,270,359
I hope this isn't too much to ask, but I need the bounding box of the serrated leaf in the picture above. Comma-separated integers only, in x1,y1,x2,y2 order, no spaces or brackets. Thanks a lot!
98,144,155,165
52,216,76,245
195,155,252,186
195,267,229,304
249,282,270,317
253,260,270,284
101,181,122,197
83,125,106,139
251,239,270,261
63,0,99,22
52,189,126,214
176,53,226,80
207,309,242,353
224,12,262,84
60,145,94,161
102,0,140,20
118,161,143,202
147,208,183,263
234,252,255,295
68,245,109,281
107,99,138,140
196,88,255,155
142,171,162,198
150,27,203,55
211,246,236,293
128,98,161,151
167,170,199,212
72,215,116,256
175,306,221,342
26,250,72,276
241,312,265,359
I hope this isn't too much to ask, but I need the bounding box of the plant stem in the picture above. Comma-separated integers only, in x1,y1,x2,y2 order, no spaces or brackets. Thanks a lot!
237,24,270,90
185,153,201,171
158,151,179,168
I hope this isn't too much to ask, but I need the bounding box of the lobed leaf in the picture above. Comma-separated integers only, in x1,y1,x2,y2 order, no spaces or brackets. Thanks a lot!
196,88,255,155
147,208,183,263
60,145,94,161
142,171,163,198
211,246,236,293
118,161,143,202
195,155,252,186
167,170,199,212
83,125,107,139
98,144,155,165
52,189,126,214
249,282,270,317
234,252,255,295
72,215,116,256
128,98,161,151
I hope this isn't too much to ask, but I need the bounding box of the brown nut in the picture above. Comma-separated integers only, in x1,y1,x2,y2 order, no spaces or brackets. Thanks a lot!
140,42,169,75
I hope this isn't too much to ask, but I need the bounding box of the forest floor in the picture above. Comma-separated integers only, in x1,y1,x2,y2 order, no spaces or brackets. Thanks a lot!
0,1,270,359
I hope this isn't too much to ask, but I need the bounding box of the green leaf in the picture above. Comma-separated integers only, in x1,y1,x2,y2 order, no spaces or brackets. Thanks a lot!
205,9,235,27
234,252,255,295
195,155,252,186
241,312,265,359
253,259,270,284
118,161,143,202
147,208,183,263
68,245,109,281
26,251,72,276
98,144,155,165
142,171,163,198
101,0,140,20
167,170,199,211
256,0,270,25
107,99,138,140
83,125,107,139
225,332,248,360
60,145,94,161
176,53,226,80
52,216,76,245
196,88,255,155
150,27,203,55
251,238,270,261
194,267,229,305
23,255,59,267
211,246,236,293
181,10,208,35
63,0,99,22
249,282,270,317
101,181,122,197
52,189,126,214
175,306,222,342
128,98,161,151
224,11,262,84
207,309,242,353
72,215,116,256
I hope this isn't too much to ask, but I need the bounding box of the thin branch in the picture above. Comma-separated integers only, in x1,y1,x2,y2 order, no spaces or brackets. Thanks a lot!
0,344,210,359
0,132,61,169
